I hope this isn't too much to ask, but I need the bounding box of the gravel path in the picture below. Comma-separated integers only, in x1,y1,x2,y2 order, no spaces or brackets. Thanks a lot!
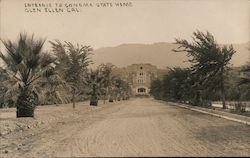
1,98,250,157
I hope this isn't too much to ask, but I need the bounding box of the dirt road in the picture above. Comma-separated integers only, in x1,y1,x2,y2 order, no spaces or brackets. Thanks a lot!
1,98,250,157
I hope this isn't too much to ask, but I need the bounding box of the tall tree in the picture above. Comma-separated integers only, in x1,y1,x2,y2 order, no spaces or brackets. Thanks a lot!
50,40,93,108
0,33,57,117
112,76,131,101
238,61,250,100
174,31,235,108
150,78,163,100
97,63,114,103
86,69,104,106
150,67,191,102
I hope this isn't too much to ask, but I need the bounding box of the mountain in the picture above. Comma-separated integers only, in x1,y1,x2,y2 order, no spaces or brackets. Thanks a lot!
229,42,250,67
91,42,250,69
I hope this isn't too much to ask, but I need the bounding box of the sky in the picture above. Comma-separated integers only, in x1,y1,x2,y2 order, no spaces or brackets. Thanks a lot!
0,0,249,51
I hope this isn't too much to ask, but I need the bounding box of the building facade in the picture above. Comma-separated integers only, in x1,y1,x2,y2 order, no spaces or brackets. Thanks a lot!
113,63,167,96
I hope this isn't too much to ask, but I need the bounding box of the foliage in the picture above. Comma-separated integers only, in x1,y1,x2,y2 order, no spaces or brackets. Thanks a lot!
150,31,239,108
50,40,93,108
85,64,131,104
0,68,15,108
0,33,57,117
150,67,192,102
38,73,67,105
174,31,235,108
97,63,115,103
97,63,131,102
150,78,164,100
112,76,131,101
86,69,104,96
237,62,250,100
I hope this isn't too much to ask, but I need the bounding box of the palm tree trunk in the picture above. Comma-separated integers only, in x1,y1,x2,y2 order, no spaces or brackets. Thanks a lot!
16,88,35,117
90,84,98,106
72,89,76,108
109,94,114,102
103,94,106,104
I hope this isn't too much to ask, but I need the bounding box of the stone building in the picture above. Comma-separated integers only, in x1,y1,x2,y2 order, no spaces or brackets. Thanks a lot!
113,63,167,96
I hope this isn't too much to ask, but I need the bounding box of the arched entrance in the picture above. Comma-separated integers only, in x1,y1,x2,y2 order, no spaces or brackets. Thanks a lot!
137,87,146,93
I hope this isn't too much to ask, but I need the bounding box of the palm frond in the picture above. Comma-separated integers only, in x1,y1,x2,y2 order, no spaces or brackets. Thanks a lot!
4,82,21,100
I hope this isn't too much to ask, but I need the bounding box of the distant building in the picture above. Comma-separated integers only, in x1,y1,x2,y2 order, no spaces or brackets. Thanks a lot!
113,63,167,96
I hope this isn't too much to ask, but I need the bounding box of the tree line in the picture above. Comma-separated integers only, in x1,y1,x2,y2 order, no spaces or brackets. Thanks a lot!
0,33,131,117
150,31,250,108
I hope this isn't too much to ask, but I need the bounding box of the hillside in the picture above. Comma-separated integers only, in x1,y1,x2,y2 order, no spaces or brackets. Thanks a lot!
91,42,250,69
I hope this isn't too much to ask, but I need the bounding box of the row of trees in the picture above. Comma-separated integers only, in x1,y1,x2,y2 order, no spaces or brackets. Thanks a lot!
150,31,250,108
0,33,131,117
87,64,131,106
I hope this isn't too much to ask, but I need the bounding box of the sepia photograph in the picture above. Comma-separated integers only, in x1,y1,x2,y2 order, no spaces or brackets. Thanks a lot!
0,0,250,157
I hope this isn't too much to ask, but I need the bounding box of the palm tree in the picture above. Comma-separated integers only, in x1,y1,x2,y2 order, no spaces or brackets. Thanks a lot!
50,40,93,108
97,64,114,103
0,33,57,117
86,70,104,106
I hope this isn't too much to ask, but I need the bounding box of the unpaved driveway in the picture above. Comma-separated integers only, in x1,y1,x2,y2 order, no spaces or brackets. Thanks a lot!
1,98,250,157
